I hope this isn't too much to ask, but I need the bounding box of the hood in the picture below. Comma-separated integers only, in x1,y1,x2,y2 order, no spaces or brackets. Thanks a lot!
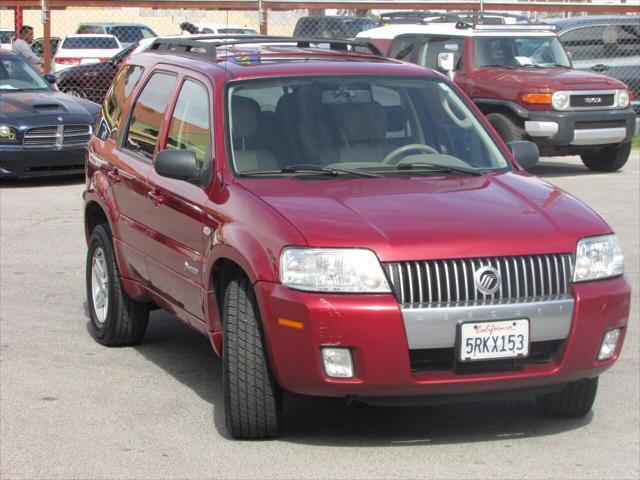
238,173,610,262
0,90,100,123
476,66,625,91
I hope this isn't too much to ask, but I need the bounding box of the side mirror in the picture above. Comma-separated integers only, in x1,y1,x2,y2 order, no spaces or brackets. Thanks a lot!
437,51,455,70
44,74,56,84
155,149,202,184
508,140,539,170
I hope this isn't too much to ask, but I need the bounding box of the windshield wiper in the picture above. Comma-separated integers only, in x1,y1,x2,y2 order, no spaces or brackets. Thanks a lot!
238,164,381,178
389,162,484,176
281,164,381,178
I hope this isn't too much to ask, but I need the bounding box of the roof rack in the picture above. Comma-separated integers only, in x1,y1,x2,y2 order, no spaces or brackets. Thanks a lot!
433,11,534,25
470,23,557,31
147,36,384,59
378,10,444,25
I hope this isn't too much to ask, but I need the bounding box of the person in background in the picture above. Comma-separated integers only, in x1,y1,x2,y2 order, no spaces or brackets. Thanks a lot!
180,22,199,35
11,25,43,69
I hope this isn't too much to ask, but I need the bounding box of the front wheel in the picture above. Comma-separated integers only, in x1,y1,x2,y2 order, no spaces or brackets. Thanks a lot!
486,112,526,144
581,142,631,172
536,377,598,418
223,276,281,439
86,224,149,346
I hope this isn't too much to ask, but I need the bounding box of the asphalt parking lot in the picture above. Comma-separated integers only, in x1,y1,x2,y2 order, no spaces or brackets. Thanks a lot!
1,153,639,480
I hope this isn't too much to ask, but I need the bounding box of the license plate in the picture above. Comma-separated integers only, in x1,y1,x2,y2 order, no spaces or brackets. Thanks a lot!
458,319,529,362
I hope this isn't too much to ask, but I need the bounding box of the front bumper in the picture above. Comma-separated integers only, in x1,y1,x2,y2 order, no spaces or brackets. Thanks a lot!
523,108,637,152
0,145,86,178
256,276,630,399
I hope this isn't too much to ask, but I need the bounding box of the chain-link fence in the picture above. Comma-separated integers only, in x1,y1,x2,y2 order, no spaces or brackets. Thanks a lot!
1,5,638,110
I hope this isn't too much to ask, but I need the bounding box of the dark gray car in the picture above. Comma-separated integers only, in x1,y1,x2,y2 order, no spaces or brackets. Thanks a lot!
548,16,640,114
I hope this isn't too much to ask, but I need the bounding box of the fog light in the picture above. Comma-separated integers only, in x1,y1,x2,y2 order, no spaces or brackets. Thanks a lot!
321,347,354,378
598,329,621,360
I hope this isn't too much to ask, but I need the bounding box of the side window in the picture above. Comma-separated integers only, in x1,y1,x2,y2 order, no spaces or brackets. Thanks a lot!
389,36,416,61
560,26,604,61
418,36,465,70
614,24,640,57
124,73,177,159
165,80,212,169
98,65,144,140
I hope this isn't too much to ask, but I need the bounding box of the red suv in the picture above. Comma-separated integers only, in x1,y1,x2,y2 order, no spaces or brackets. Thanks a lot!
358,18,639,171
83,37,630,439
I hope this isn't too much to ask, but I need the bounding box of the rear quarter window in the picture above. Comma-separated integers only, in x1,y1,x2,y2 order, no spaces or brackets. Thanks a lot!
97,65,144,140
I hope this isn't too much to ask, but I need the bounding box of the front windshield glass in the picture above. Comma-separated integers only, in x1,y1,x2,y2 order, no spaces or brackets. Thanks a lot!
227,76,510,177
0,55,50,91
474,36,571,68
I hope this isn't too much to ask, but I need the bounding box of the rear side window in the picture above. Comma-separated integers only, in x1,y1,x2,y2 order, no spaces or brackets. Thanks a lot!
389,36,416,61
560,26,605,60
417,36,464,71
98,65,144,139
61,36,119,49
124,73,177,159
166,80,212,169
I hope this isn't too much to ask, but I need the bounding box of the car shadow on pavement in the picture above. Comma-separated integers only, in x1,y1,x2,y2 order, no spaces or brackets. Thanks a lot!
529,160,595,179
0,174,84,188
127,310,592,446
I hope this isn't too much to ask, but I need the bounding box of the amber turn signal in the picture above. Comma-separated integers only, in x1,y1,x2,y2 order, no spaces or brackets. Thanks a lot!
521,93,553,105
278,318,304,330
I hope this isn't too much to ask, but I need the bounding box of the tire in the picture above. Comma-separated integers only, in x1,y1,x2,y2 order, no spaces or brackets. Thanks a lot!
486,112,526,144
536,377,599,418
86,224,149,346
580,142,631,172
223,275,281,439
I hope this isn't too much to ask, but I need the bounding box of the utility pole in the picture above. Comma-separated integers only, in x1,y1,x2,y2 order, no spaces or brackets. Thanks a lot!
42,0,51,74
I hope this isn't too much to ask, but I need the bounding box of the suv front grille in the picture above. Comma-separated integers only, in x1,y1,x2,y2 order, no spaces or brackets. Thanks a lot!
383,254,573,305
570,93,615,108
575,120,626,130
23,125,92,148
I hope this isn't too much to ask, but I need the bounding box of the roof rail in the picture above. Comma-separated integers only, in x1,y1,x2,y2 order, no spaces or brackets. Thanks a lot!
471,23,557,31
423,11,537,26
147,36,384,60
378,10,444,25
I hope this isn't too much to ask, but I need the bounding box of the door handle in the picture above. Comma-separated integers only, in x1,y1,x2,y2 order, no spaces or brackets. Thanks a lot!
107,168,121,184
147,190,166,207
591,64,609,72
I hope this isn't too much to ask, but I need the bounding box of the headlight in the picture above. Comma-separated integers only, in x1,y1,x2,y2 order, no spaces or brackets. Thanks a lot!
280,247,391,293
0,125,18,142
616,89,630,108
573,234,624,282
551,91,570,111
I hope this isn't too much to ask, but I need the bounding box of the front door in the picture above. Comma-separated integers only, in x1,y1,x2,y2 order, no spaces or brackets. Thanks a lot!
144,74,214,321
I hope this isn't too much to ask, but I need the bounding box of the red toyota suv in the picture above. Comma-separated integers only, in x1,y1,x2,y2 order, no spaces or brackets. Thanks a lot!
358,16,639,172
83,37,630,439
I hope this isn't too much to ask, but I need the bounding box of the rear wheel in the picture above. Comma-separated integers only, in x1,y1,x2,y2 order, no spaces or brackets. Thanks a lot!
536,377,599,418
580,142,631,172
486,112,526,144
86,224,149,346
223,275,281,439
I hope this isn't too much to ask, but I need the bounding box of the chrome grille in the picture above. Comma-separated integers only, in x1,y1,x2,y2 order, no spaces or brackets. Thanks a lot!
23,125,91,148
383,254,573,305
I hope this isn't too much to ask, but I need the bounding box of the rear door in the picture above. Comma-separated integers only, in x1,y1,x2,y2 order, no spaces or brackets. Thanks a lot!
112,70,178,282
143,70,214,321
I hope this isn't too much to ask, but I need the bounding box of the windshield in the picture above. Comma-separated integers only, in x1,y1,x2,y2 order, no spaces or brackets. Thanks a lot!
0,55,50,91
61,36,119,49
107,26,156,43
474,36,571,68
227,76,510,177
